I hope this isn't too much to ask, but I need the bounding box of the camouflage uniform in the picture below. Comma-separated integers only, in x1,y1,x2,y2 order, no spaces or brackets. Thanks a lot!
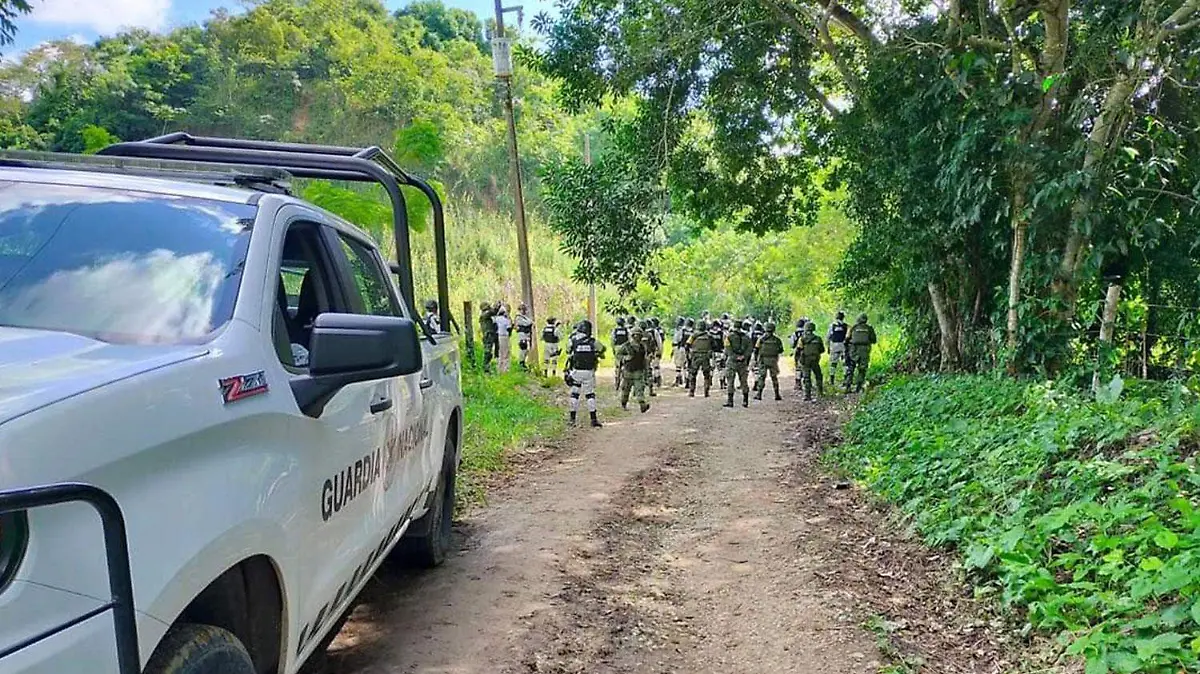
754,323,785,401
673,317,693,386
798,323,825,401
711,319,728,389
611,318,630,390
686,321,718,397
724,321,754,408
617,327,652,413
479,303,499,371
843,314,878,393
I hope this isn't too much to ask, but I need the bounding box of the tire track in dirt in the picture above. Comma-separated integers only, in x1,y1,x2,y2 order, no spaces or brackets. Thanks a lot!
304,378,1019,674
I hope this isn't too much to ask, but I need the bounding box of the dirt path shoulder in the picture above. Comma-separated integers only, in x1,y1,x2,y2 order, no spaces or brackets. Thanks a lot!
307,378,1017,674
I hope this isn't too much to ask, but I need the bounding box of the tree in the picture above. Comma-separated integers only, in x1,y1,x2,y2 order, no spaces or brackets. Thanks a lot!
395,0,485,51
0,0,29,47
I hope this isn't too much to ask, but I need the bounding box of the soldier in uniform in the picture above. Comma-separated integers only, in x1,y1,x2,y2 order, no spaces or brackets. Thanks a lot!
844,313,878,393
798,322,826,401
826,311,848,387
479,302,499,372
723,319,755,408
494,304,513,373
515,303,534,370
710,318,727,389
566,319,607,427
753,322,785,401
423,299,441,334
673,317,692,386
686,320,718,397
542,317,562,376
617,327,652,413
789,318,807,389
650,317,665,387
637,319,660,398
611,317,630,390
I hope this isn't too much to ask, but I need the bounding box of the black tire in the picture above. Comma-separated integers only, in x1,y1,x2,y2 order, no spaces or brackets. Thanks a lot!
399,435,456,567
143,624,255,674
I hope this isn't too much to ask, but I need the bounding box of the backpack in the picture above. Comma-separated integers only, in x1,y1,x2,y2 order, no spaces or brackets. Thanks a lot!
850,323,873,345
542,325,559,343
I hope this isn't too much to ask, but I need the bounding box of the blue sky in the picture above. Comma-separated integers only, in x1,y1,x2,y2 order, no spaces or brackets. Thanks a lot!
8,0,556,55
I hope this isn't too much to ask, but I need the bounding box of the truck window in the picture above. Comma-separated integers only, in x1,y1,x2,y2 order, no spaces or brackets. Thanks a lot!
0,181,254,344
337,234,402,318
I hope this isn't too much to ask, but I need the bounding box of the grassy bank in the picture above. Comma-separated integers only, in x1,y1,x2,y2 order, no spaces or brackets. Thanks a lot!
458,369,564,508
829,375,1200,673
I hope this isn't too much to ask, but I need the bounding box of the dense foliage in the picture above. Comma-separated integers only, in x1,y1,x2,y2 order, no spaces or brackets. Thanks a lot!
832,376,1200,671
535,0,1200,377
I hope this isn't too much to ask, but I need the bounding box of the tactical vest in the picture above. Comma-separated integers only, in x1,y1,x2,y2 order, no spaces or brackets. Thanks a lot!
801,334,824,359
624,343,647,371
517,317,533,334
850,323,873,345
691,333,715,355
542,325,560,343
571,336,599,370
612,327,629,347
727,331,753,358
829,321,848,343
759,335,784,359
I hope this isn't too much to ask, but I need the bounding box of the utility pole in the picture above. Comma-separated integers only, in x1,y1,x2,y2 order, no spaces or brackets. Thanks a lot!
583,132,597,329
491,1,539,370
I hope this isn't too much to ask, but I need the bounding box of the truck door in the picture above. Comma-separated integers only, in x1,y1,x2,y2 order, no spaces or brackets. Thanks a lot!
329,232,426,532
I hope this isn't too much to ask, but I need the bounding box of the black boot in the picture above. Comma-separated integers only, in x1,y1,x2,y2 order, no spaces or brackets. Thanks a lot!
742,390,750,407
590,411,603,428
569,411,577,426
754,390,763,401
774,384,782,401
704,385,711,398
723,392,734,407
640,402,650,413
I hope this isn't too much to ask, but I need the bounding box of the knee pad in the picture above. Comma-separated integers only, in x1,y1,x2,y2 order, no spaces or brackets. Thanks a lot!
585,393,596,400
570,392,581,399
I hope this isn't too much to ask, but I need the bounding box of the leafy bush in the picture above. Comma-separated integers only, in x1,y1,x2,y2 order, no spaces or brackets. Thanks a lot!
830,376,1200,672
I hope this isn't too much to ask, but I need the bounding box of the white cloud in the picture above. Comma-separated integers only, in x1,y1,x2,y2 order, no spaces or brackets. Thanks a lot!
27,0,171,33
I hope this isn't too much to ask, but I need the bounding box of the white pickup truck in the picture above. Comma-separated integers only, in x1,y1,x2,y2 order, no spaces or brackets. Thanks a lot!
0,136,463,674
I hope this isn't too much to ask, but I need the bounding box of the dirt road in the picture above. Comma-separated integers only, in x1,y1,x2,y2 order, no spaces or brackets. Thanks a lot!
306,378,1013,674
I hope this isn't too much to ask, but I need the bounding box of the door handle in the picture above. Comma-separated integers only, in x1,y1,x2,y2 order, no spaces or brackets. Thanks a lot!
369,398,394,414
419,378,435,390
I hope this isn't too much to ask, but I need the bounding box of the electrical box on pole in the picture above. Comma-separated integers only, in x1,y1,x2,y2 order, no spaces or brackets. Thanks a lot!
491,37,513,78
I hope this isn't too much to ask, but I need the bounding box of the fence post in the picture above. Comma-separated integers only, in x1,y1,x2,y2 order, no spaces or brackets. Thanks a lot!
463,300,475,365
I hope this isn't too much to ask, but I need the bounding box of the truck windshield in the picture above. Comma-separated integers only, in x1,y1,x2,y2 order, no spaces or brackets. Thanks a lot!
0,180,255,344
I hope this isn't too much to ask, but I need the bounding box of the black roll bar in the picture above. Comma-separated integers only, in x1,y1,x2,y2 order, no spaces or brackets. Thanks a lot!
98,133,452,331
0,483,139,674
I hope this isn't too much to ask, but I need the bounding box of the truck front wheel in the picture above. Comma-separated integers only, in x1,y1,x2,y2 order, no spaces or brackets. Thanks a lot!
143,624,256,674
398,434,456,567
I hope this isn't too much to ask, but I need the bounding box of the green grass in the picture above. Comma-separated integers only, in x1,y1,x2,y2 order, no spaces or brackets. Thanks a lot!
458,369,564,509
831,375,1200,673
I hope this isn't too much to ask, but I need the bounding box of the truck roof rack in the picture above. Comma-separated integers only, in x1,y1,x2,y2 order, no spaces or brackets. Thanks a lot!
96,133,450,330
0,150,295,193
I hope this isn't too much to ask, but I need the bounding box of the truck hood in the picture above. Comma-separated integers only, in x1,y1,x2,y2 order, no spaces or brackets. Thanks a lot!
0,327,207,425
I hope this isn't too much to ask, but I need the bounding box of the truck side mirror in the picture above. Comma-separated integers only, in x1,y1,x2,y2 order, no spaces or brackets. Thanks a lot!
290,313,423,417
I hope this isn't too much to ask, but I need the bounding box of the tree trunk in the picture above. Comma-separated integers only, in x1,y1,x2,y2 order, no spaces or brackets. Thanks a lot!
1092,283,1122,393
1005,188,1027,372
929,280,961,371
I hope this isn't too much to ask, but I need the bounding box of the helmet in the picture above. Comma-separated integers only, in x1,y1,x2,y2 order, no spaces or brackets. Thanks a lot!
519,302,528,312
804,322,816,333
651,317,660,328
547,316,557,325
766,321,776,333
638,319,649,330
631,326,644,339
685,317,695,327
754,320,764,330
617,316,626,327
579,319,593,336
836,311,845,321
424,299,437,312
857,313,869,324
741,320,753,331
796,318,805,328
721,312,730,320
676,316,685,326
698,320,708,331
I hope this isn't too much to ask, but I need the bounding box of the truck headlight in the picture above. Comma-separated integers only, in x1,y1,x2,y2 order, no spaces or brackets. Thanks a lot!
0,512,28,592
